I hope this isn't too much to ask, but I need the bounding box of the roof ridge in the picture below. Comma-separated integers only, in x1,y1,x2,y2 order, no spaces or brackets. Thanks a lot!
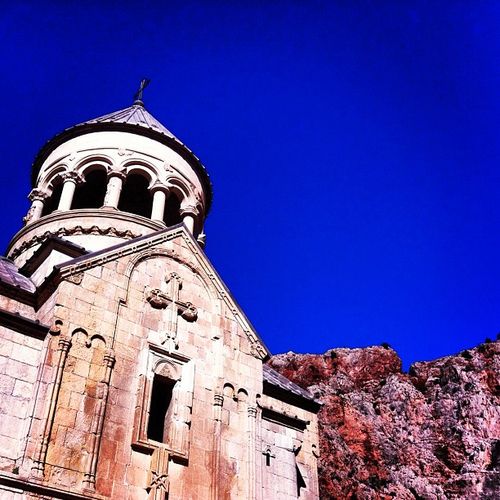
79,104,177,139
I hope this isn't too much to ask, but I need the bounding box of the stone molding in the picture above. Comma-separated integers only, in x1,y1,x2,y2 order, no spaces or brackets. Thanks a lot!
9,225,141,260
0,471,106,500
0,307,49,338
132,347,193,461
8,208,164,258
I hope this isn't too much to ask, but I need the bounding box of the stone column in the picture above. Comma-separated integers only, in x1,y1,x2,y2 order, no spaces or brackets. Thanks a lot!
150,184,169,222
210,393,224,500
83,349,115,490
103,170,126,209
180,205,199,234
32,336,72,477
57,172,83,211
24,189,48,224
247,405,258,499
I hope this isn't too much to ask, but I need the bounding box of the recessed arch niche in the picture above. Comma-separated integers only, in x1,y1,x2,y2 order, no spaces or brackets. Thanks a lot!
41,177,64,216
118,172,153,218
72,168,108,209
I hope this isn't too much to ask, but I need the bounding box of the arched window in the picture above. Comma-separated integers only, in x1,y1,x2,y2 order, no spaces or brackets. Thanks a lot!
164,192,182,226
72,169,107,209
118,173,153,217
41,178,63,216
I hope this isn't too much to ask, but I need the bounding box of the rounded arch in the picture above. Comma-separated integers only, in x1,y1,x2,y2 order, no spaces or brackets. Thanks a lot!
167,176,191,202
75,154,113,175
38,164,68,192
122,159,160,186
153,359,181,380
223,383,235,398
237,388,249,402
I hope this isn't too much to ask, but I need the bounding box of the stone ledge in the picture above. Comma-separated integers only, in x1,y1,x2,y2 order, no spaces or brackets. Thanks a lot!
0,307,48,338
0,471,106,500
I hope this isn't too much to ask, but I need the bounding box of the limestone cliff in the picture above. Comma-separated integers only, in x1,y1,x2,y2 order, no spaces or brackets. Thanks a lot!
269,341,500,499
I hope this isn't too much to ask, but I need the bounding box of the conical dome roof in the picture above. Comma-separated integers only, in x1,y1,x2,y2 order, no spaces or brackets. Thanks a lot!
31,100,213,211
79,101,178,140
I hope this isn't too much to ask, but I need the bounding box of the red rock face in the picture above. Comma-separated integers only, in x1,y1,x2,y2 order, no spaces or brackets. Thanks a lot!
269,342,500,499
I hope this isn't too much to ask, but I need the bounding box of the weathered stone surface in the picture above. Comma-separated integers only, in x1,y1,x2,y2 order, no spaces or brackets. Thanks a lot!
269,342,500,499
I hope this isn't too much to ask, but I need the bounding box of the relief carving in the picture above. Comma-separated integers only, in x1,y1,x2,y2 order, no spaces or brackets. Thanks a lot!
145,272,198,350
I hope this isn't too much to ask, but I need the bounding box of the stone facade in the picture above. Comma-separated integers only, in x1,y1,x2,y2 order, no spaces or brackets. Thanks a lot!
0,98,319,499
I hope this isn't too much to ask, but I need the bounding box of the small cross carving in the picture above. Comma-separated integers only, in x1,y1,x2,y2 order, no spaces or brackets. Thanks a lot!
146,273,198,350
262,445,276,466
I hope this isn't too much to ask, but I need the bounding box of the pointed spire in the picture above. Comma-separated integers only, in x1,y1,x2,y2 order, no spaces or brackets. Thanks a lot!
133,78,151,107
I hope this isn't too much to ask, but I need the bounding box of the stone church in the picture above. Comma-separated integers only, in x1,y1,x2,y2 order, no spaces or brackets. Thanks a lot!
0,90,320,499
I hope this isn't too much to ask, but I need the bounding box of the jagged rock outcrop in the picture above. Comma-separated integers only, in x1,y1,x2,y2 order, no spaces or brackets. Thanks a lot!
269,342,500,499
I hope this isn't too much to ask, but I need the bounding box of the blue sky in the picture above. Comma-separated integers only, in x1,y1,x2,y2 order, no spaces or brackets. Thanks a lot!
1,1,499,368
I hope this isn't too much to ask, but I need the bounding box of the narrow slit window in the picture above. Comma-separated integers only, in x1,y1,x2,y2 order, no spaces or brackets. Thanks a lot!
147,375,175,443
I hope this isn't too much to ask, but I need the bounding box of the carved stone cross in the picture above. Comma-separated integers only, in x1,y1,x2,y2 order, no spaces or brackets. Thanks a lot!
148,447,169,500
146,273,198,350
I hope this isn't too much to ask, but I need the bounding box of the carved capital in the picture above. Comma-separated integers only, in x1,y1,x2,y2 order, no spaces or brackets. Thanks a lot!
107,169,127,181
213,394,224,407
103,350,116,368
28,188,49,202
179,204,199,217
58,337,72,353
61,171,84,185
248,406,257,419
150,182,170,194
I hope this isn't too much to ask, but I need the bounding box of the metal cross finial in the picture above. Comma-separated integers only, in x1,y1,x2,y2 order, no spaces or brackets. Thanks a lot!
134,78,151,105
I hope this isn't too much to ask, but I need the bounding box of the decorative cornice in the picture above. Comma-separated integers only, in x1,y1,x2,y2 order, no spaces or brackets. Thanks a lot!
8,209,164,258
9,225,141,260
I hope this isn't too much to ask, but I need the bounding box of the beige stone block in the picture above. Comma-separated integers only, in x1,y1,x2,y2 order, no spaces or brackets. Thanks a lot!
0,435,19,458
0,375,15,396
10,345,40,366
12,378,33,398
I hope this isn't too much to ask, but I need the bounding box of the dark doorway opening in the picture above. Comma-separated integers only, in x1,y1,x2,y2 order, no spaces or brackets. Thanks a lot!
164,193,182,226
118,173,152,217
147,375,175,443
41,180,63,216
72,170,107,209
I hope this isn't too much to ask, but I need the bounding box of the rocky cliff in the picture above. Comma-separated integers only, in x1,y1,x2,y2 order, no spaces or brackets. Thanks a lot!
269,341,500,499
